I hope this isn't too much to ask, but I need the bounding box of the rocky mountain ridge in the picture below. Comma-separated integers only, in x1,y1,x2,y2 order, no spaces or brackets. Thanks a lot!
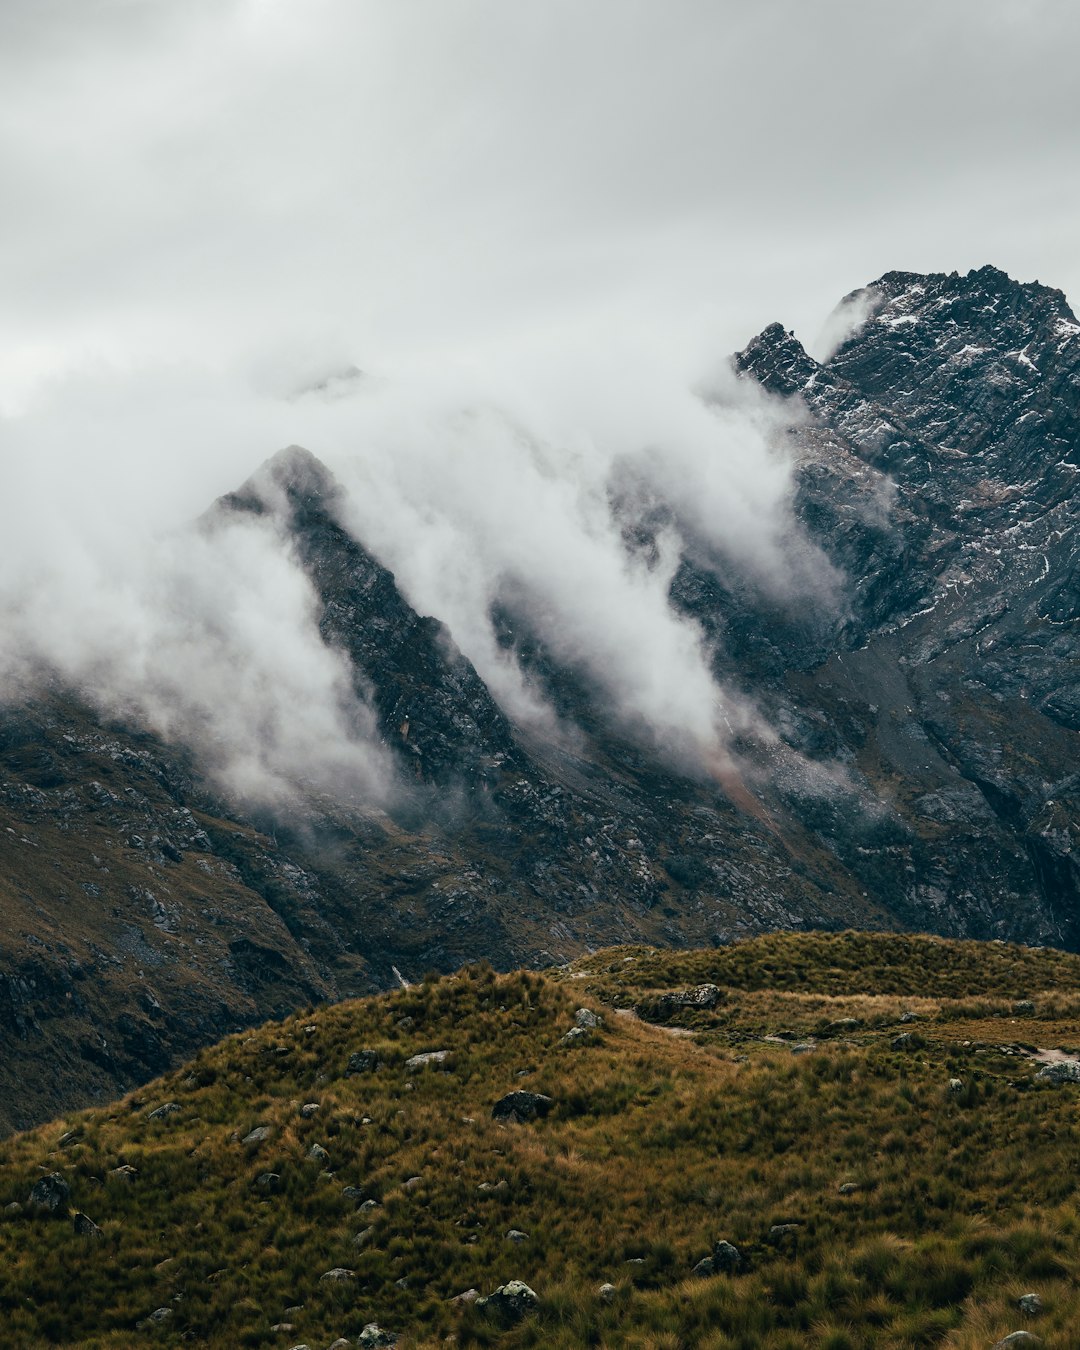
1,264,1076,1131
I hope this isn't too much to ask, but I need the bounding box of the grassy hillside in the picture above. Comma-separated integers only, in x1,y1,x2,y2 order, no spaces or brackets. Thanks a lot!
4,932,1080,1347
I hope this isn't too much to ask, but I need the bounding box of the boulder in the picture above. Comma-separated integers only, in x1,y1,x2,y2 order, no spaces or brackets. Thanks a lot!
307,1143,330,1166
146,1102,181,1121
691,1256,714,1277
838,1182,859,1195
712,1239,742,1272
405,1050,451,1070
559,1026,592,1047
28,1173,70,1215
72,1211,103,1240
299,1102,320,1118
318,1268,354,1283
948,1078,965,1095
598,1282,617,1301
476,1280,539,1323
575,1008,602,1029
242,1125,273,1145
1018,1293,1043,1314
109,1165,138,1184
346,1050,380,1075
992,1334,1042,1348
357,1325,398,1347
1036,1060,1080,1084
450,1288,479,1305
255,1172,282,1194
491,1091,553,1124
506,1229,529,1243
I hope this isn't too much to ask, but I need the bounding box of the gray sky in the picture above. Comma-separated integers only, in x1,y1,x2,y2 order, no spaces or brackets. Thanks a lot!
1,0,1078,801
2,0,1078,415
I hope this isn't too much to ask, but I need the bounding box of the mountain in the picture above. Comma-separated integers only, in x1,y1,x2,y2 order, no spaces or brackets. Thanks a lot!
1,264,1077,1133
3,931,1080,1348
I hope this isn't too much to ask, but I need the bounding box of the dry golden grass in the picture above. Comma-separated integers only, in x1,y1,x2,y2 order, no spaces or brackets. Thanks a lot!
2,933,1080,1346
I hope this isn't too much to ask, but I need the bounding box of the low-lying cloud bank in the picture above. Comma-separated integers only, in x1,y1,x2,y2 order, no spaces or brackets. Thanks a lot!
0,327,839,808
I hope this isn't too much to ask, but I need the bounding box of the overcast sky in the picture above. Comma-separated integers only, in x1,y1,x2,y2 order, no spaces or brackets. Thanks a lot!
2,0,1078,422
1,0,1078,798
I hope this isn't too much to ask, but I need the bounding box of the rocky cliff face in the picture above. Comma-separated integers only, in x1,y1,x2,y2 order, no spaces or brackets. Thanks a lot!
1,264,1076,1130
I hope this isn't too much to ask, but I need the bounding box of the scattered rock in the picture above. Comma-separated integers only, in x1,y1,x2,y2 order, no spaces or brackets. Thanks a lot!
691,1256,714,1277
712,1240,742,1272
1018,1292,1043,1315
307,1143,330,1166
838,1182,859,1195
357,1198,382,1215
28,1173,70,1215
948,1078,965,1095
110,1165,139,1184
891,1032,919,1050
57,1130,81,1149
1014,1000,1036,1014
575,1008,602,1029
790,1042,816,1055
405,1050,451,1070
491,1091,553,1123
346,1050,380,1075
73,1211,103,1239
328,1340,351,1349
827,1018,861,1033
450,1288,479,1305
352,1226,376,1249
402,1176,422,1191
242,1125,273,1145
341,1185,364,1203
1036,1060,1080,1084
318,1268,354,1283
506,1229,529,1243
269,1324,294,1334
357,1325,397,1347
299,1102,320,1118
477,1180,509,1196
559,1026,592,1046
992,1334,1042,1348
138,1307,173,1328
4,1201,22,1214
598,1282,617,1301
637,984,721,1023
899,1011,920,1023
146,1102,181,1121
768,1223,801,1239
255,1172,282,1194
475,1280,539,1323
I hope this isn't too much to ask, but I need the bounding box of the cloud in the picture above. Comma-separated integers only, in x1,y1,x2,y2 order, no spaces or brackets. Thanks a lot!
2,0,1078,809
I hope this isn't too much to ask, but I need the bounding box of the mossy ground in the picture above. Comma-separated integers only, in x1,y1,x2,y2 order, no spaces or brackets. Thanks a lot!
3,932,1080,1348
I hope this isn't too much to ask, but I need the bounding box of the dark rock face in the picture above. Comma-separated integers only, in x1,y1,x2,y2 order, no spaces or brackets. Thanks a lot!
718,266,1080,949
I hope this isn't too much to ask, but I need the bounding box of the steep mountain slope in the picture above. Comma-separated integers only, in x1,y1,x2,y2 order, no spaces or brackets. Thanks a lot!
5,933,1080,1348
0,264,1076,1133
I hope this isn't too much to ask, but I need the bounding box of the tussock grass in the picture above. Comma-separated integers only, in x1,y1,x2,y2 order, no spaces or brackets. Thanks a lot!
2,934,1080,1346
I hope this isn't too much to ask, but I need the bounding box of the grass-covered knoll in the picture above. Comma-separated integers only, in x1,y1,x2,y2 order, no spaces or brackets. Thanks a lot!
4,932,1080,1347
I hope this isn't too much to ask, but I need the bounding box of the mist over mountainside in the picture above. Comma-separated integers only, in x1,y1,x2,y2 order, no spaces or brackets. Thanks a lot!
1,264,1077,1133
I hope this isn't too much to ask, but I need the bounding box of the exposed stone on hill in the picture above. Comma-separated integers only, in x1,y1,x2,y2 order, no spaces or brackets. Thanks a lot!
575,1008,602,1029
347,1050,380,1076
357,1324,398,1347
993,1333,1043,1348
1018,1292,1043,1314
242,1125,272,1144
404,1050,451,1070
28,1173,70,1215
491,1091,553,1123
1036,1060,1080,1084
72,1211,102,1239
318,1267,354,1283
307,1143,330,1165
475,1279,539,1322
146,1101,181,1121
712,1239,742,1271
